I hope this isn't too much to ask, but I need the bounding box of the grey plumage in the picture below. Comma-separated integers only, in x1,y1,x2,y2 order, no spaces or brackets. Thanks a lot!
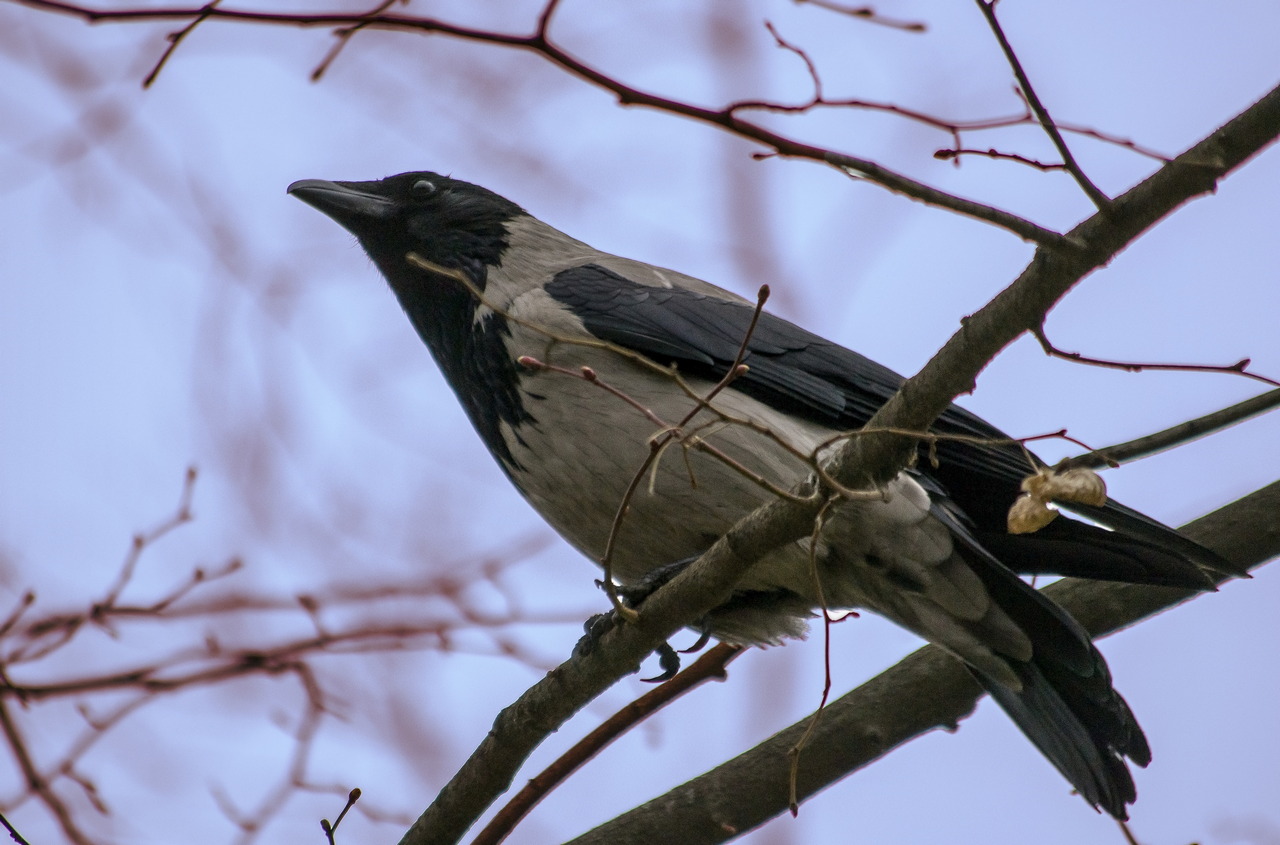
288,171,1235,820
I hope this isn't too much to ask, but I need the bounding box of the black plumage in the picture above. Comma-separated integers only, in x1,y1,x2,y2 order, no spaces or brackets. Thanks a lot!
289,171,1236,820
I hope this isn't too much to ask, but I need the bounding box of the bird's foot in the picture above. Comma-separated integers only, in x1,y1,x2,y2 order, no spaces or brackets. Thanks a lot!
574,558,705,681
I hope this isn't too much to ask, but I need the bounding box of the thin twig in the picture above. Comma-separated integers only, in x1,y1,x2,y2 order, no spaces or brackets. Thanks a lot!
787,496,842,815
765,21,823,101
0,698,94,845
142,0,219,88
792,0,927,32
597,286,772,614
974,0,1112,209
1033,325,1280,388
321,788,362,845
934,147,1069,171
1060,388,1280,471
311,0,403,81
470,644,744,845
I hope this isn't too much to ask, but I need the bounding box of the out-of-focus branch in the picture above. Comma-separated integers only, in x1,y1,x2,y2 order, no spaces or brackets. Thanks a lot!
565,480,1280,845
0,470,568,844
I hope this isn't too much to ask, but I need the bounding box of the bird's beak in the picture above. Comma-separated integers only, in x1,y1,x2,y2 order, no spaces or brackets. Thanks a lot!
287,179,395,233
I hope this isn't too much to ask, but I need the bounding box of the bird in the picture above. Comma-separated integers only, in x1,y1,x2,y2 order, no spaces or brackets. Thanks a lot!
288,171,1236,820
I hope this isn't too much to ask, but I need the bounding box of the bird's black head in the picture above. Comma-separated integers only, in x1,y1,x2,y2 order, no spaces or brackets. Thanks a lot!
287,172,525,289
289,172,535,473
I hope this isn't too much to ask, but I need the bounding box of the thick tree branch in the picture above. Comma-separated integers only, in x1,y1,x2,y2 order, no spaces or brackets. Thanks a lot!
395,83,1280,845
566,480,1280,845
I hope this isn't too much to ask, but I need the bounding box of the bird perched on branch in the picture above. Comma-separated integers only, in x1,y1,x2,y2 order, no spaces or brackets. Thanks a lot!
289,171,1234,820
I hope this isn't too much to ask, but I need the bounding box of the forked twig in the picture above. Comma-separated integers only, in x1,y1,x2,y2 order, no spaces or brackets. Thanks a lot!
142,0,219,88
14,0,1074,249
321,787,362,844
470,643,744,845
595,285,772,616
975,0,1112,210
311,0,403,81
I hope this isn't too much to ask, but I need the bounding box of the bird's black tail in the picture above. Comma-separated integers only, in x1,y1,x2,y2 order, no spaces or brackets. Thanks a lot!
959,541,1152,819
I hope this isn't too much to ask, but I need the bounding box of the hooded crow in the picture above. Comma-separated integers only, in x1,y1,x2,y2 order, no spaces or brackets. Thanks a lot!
289,171,1234,819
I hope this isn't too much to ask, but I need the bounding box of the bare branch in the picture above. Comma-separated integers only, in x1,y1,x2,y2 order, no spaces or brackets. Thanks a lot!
934,146,1069,172
1062,388,1280,471
321,788,362,845
310,0,404,81
1033,325,1280,388
975,0,1112,209
764,21,823,102
0,696,95,845
471,644,745,845
0,812,31,845
791,0,927,32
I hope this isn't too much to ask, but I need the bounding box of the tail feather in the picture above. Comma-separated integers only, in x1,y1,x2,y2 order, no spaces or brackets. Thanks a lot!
957,541,1151,819
972,663,1145,818
977,517,1219,588
1069,498,1246,578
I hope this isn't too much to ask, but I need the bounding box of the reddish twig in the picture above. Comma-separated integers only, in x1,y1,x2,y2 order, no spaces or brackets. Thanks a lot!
934,147,1069,172
0,697,94,845
0,467,561,843
595,285,772,615
321,788,362,845
310,0,403,81
142,0,220,88
765,20,823,101
471,643,745,845
1033,326,1280,388
791,0,927,32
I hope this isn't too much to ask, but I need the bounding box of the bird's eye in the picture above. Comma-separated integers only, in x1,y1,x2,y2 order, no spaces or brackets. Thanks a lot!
412,179,437,196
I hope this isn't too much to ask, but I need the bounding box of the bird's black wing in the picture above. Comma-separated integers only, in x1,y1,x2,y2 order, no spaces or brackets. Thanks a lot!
545,263,998,435
546,264,1232,585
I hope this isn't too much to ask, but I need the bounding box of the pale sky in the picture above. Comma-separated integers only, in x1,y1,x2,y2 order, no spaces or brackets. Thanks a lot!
1,2,1278,844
